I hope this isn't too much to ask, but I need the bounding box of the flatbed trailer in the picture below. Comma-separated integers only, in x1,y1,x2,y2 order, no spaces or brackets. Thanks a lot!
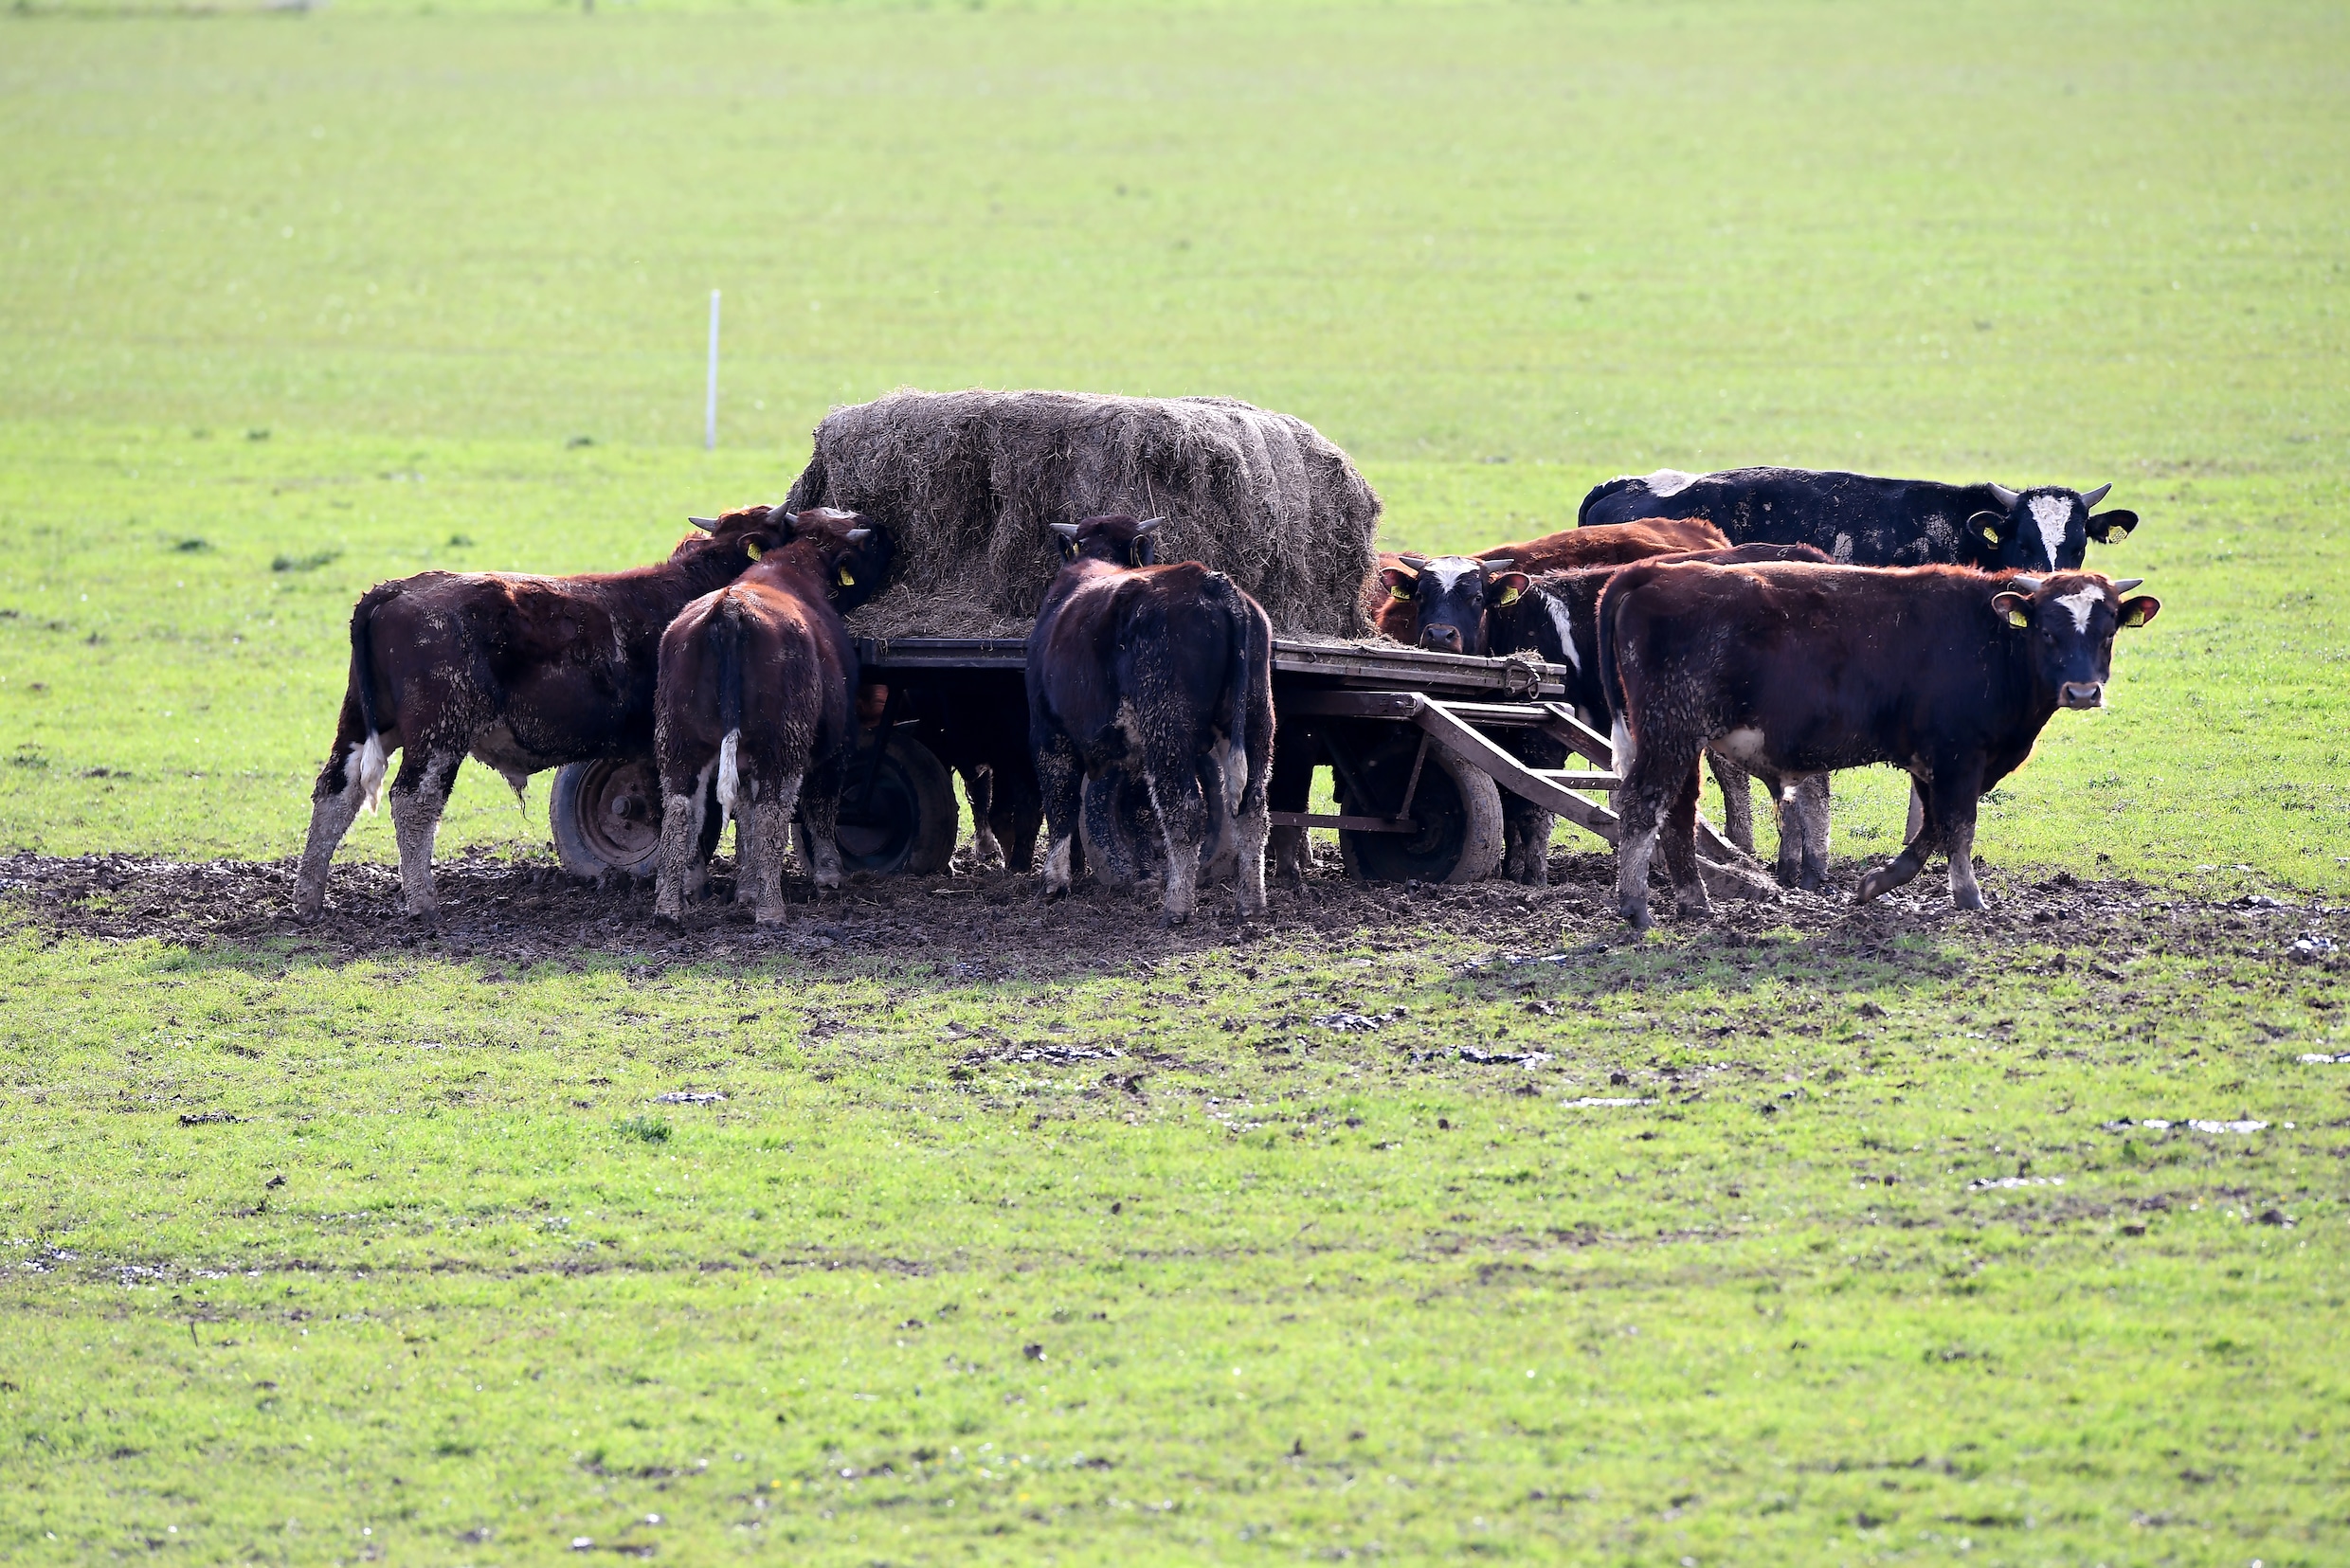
546,636,1759,891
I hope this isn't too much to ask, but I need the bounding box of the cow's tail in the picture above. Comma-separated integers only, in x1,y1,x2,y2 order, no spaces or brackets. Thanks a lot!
349,589,393,813
1595,572,1636,779
1577,474,1646,529
713,593,746,820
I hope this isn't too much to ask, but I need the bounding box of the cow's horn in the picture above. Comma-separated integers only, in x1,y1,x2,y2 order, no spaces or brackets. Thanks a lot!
687,515,716,531
2112,577,2143,592
845,528,872,543
1050,522,1082,539
1988,483,2020,507
1483,557,1516,572
2009,574,2043,592
2080,482,2113,508
1133,515,1166,533
1398,553,1431,570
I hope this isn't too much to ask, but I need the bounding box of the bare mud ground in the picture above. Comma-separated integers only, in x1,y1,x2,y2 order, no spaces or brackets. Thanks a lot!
2,849,2341,982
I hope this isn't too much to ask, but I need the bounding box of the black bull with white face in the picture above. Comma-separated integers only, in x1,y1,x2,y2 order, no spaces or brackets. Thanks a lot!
1579,466,2140,573
1599,563,2160,929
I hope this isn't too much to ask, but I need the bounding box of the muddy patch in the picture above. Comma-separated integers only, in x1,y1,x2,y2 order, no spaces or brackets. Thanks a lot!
1,849,2341,982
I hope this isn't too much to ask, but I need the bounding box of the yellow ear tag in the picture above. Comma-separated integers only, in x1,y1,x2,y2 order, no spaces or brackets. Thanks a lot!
1389,584,1412,600
1497,586,1521,606
2005,606,2030,628
745,541,764,561
2121,604,2146,627
837,567,855,586
1981,526,2001,545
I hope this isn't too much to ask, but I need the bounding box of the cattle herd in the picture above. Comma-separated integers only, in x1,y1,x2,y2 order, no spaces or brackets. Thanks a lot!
293,450,2159,933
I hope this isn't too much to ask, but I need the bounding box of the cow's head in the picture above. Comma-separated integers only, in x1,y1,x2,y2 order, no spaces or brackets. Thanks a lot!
683,504,796,565
779,507,895,611
1050,514,1163,568
1967,482,2140,573
1989,571,2160,711
1378,554,1529,656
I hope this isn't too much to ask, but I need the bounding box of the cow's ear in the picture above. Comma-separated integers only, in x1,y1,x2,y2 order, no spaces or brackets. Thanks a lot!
1990,590,2033,629
1969,510,2011,548
2088,509,2139,544
2117,594,2160,629
1379,567,1418,600
1489,571,1530,607
745,541,764,561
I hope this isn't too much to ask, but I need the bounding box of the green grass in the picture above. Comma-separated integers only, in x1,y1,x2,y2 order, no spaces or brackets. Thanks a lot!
4,899,2346,1563
2,0,2348,1560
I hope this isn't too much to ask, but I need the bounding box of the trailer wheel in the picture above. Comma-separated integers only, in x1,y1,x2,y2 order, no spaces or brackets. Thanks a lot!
1336,736,1505,885
551,758,666,880
835,731,957,876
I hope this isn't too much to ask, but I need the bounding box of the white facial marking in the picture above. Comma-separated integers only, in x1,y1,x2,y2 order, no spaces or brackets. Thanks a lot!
1643,468,1698,497
1543,594,1582,675
2027,494,2072,569
1426,560,1481,594
2053,586,2101,632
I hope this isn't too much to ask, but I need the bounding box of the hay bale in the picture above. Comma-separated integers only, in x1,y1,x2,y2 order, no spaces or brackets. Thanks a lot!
782,388,1382,640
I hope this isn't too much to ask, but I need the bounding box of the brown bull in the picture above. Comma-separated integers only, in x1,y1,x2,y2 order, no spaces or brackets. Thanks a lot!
652,512,893,926
1364,517,1728,645
294,506,796,919
1600,563,2159,928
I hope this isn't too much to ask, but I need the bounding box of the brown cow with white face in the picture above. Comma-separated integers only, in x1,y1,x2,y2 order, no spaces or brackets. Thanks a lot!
1600,563,2160,928
294,506,795,919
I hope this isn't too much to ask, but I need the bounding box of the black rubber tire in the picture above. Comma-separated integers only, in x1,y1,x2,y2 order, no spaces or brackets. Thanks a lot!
1336,737,1506,885
833,731,957,876
550,758,665,880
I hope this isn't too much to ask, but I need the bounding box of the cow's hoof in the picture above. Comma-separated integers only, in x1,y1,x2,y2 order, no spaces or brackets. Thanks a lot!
1953,888,1985,912
1161,908,1193,928
1618,901,1652,931
1854,871,1890,904
1675,896,1713,921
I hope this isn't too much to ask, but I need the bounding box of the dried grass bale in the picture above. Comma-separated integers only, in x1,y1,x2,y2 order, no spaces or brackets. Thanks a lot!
782,388,1382,640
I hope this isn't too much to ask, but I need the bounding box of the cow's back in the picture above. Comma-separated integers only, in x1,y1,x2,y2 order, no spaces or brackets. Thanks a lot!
1581,467,2008,568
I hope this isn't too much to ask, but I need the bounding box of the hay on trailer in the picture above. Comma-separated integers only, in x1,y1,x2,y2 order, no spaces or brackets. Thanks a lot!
781,388,1383,640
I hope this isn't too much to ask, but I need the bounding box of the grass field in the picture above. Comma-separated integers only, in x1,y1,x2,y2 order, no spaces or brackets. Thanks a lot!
2,1,2347,1562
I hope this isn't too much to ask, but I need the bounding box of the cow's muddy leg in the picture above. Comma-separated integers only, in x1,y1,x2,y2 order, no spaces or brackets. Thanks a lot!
1857,774,1940,905
388,748,461,918
1144,758,1207,926
1937,767,1986,910
989,760,1043,874
1612,748,1681,931
1905,778,1925,845
748,777,802,925
961,765,1004,866
1231,744,1270,918
1035,733,1083,898
797,767,845,891
1266,729,1320,889
1708,751,1755,856
1614,797,1662,930
1663,763,1710,919
295,729,380,917
653,764,713,923
1796,774,1833,891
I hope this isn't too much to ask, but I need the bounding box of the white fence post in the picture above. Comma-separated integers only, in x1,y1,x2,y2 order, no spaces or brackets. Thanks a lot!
704,290,721,451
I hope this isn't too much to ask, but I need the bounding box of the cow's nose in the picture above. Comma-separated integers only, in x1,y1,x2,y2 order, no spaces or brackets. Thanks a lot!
2058,681,2105,710
1419,625,1462,652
